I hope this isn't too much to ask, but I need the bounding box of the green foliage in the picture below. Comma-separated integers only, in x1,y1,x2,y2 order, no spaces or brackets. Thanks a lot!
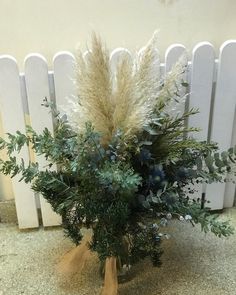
98,162,141,200
0,99,235,269
172,198,234,237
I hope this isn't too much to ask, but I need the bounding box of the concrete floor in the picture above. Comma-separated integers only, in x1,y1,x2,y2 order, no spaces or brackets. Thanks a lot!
0,208,236,295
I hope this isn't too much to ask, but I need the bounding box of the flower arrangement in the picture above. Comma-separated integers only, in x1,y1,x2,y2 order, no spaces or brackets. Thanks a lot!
0,33,235,294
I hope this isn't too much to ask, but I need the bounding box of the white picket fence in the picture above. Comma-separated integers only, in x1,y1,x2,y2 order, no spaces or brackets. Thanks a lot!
0,41,235,229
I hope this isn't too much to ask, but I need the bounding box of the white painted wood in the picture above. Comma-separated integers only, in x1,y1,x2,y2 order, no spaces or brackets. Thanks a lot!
165,44,187,115
188,42,215,200
207,41,236,209
0,56,39,228
1,43,236,228
138,47,161,81
53,51,76,112
24,54,61,226
82,50,91,62
110,48,132,73
110,48,132,94
224,106,236,207
165,44,187,73
189,42,215,140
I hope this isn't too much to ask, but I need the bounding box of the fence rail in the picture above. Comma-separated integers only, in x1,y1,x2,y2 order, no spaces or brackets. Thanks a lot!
0,41,235,229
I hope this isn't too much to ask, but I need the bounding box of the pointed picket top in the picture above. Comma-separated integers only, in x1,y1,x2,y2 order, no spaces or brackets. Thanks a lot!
53,51,76,111
0,55,39,228
24,53,61,226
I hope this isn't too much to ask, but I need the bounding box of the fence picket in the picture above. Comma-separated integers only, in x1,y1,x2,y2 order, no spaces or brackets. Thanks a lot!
165,44,186,73
165,44,187,115
188,42,215,201
189,42,215,139
138,46,161,81
0,56,38,228
24,54,61,226
225,109,236,207
0,42,236,228
206,41,236,209
110,48,132,71
53,52,76,112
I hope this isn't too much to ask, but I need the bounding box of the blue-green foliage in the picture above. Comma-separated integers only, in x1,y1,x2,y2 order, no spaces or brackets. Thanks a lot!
0,102,235,267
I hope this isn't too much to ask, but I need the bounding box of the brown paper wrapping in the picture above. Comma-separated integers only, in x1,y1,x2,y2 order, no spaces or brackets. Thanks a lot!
101,256,118,295
56,234,92,277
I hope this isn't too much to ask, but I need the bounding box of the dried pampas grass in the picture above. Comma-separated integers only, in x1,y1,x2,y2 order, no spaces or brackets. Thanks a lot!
72,33,113,144
66,32,187,145
156,55,188,116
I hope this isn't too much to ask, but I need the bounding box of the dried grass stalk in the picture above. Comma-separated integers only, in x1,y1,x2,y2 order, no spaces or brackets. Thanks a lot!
66,31,187,145
75,33,113,144
156,55,187,115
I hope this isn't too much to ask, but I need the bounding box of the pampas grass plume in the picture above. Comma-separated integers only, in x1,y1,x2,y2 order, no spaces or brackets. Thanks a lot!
66,31,187,145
